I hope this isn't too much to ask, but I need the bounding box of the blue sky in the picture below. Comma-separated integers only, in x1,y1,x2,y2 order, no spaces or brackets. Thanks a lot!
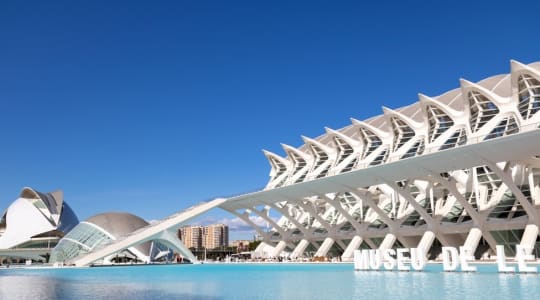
1,1,540,240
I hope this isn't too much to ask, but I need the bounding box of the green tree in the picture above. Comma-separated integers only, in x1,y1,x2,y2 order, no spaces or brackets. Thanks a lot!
248,240,262,251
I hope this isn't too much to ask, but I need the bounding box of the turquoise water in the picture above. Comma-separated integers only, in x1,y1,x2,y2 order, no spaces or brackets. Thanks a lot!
0,263,539,299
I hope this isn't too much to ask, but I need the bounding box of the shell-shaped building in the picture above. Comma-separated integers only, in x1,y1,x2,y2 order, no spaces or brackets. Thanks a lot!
219,60,540,261
0,187,79,260
50,212,176,264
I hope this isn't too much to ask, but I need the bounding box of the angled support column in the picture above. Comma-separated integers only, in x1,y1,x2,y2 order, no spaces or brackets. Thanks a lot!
270,240,288,258
358,193,396,227
385,182,437,228
296,201,334,234
341,186,397,230
363,238,378,249
290,239,310,259
335,239,347,250
268,203,311,238
314,237,334,257
520,224,539,255
463,227,483,255
383,181,456,249
341,235,363,262
417,231,436,259
340,187,401,250
485,161,540,225
318,193,363,233
251,207,289,238
427,172,482,224
398,236,421,249
427,172,498,252
254,242,271,258
379,233,397,250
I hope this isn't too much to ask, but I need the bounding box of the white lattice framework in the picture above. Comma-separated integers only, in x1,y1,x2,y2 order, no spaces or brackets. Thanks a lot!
70,60,540,266
221,60,540,261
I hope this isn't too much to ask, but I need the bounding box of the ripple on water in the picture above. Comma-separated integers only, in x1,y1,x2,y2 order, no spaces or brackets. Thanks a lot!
0,264,539,300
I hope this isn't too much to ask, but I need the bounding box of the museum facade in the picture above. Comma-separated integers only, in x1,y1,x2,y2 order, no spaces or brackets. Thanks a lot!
219,60,540,261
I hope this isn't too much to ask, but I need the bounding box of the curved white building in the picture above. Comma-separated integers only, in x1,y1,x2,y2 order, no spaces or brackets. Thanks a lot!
65,59,540,266
0,187,79,261
218,60,540,261
50,212,183,264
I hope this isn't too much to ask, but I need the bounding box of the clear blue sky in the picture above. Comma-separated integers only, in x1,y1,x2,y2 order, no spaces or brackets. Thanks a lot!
1,1,540,240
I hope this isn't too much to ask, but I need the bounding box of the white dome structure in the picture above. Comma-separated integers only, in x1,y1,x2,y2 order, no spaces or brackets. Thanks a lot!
50,212,179,264
0,187,79,261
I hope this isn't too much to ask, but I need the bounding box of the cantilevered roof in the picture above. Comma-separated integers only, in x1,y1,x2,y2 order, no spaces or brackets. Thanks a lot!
282,61,539,158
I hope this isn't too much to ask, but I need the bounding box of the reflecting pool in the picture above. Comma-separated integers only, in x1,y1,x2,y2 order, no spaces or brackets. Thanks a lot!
0,263,539,299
